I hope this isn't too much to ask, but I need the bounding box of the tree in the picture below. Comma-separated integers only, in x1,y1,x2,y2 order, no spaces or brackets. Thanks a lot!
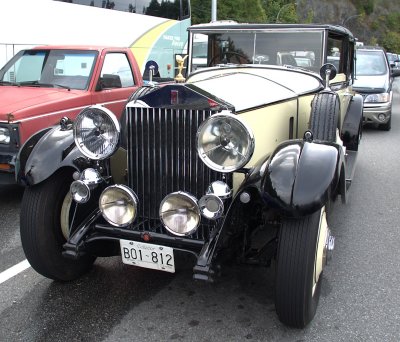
218,0,266,23
352,0,374,16
383,31,400,53
145,0,161,17
191,0,211,24
191,0,266,24
105,0,115,9
262,0,298,23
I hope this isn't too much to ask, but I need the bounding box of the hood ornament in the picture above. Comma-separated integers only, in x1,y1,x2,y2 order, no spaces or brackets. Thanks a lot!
175,55,188,83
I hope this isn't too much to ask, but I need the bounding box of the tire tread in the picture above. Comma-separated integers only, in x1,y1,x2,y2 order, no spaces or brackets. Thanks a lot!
275,212,321,328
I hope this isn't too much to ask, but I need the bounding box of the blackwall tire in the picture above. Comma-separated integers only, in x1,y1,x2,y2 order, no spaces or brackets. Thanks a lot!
310,92,340,142
20,169,96,282
275,208,328,328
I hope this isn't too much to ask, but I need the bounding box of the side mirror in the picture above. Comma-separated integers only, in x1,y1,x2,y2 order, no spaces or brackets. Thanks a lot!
320,63,337,89
392,69,400,77
96,74,122,91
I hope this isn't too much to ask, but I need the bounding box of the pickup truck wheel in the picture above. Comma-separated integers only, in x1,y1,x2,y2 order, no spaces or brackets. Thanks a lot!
275,208,329,328
310,92,339,142
20,169,96,282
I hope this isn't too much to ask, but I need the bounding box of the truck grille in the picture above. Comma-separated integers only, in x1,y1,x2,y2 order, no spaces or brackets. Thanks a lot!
126,107,229,223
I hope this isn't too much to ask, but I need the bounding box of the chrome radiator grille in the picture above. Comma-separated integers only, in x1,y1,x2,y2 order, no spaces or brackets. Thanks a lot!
126,107,227,219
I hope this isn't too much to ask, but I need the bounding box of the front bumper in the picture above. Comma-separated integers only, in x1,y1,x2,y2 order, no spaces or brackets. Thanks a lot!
0,152,16,184
62,211,224,282
362,101,392,125
0,124,20,184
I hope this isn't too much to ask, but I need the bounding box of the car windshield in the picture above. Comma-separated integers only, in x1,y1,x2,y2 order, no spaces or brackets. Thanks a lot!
0,49,98,90
356,50,388,76
190,30,324,72
387,53,397,63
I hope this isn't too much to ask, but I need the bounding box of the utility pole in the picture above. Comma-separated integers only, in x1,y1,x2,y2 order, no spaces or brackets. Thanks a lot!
211,0,217,22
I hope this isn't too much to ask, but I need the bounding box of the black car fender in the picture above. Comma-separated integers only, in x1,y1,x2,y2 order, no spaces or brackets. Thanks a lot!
16,126,81,186
341,93,363,151
232,139,345,218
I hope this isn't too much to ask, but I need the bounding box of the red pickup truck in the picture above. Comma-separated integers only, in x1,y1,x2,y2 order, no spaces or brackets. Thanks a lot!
0,45,143,184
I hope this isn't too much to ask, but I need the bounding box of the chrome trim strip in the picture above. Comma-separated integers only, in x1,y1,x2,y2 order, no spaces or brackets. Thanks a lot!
13,99,125,123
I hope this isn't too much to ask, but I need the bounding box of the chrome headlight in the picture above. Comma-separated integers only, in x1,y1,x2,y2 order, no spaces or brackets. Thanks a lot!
0,127,10,144
74,105,120,160
199,194,224,220
197,112,254,172
70,180,90,204
364,93,390,103
159,192,200,236
99,185,138,227
70,168,103,204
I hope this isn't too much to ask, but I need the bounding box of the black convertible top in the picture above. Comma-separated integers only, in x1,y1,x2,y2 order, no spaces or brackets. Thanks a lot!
188,22,355,42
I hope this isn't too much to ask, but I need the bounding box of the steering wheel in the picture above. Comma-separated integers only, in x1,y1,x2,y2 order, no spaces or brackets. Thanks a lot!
208,52,250,66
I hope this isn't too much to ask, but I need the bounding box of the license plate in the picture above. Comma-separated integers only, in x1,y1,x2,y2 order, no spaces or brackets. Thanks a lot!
120,239,175,273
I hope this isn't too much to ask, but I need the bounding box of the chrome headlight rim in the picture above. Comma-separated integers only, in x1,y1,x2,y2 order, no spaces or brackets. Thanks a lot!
99,184,138,227
196,112,255,173
159,191,201,237
74,105,120,160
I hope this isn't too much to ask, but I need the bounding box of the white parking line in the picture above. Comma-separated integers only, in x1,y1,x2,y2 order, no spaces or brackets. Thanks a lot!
0,260,31,285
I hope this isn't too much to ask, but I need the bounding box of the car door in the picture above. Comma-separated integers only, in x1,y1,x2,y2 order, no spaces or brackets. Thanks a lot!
327,32,354,128
91,51,139,119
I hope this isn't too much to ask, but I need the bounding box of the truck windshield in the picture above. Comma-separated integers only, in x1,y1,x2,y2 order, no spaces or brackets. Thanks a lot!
0,49,98,90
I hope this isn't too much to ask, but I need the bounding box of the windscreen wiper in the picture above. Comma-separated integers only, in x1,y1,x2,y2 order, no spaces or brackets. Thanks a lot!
0,80,18,86
18,80,71,90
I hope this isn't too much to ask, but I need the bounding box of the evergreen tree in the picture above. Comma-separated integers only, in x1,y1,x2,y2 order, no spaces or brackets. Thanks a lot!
191,0,266,24
262,0,298,23
145,0,161,17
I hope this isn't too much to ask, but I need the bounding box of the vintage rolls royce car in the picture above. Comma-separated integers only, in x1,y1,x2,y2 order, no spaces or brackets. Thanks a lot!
17,23,363,328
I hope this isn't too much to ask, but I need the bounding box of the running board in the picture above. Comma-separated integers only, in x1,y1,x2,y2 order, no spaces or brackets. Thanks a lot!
345,150,357,189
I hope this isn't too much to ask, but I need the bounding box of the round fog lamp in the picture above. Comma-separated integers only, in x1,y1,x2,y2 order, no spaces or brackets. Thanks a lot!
159,192,200,236
99,185,138,227
197,112,254,172
80,168,102,189
199,194,224,220
70,180,90,203
206,180,232,199
378,113,386,121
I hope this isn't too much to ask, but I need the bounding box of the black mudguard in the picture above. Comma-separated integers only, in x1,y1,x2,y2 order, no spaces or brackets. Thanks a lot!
341,93,363,150
237,139,345,217
16,126,81,186
195,140,346,279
